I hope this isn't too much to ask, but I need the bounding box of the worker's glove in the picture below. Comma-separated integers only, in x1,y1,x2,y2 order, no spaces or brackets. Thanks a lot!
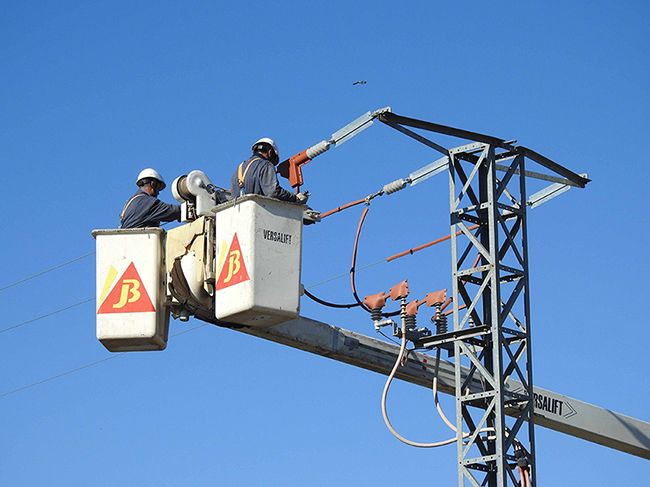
296,192,309,204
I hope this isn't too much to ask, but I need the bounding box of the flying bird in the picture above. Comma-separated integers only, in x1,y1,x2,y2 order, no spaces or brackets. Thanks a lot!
352,80,367,85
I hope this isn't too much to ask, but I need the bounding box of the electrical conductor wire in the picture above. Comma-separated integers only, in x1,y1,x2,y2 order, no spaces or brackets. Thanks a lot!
0,324,208,398
382,330,496,447
0,298,96,334
303,289,360,309
350,207,371,310
381,317,458,448
0,252,95,292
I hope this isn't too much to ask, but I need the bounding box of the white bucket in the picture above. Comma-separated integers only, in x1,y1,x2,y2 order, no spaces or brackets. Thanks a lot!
214,195,303,327
92,228,169,351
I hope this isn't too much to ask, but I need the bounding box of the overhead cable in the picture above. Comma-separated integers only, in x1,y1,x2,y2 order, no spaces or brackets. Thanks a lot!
381,319,458,447
303,289,359,309
0,324,208,399
2,237,427,337
320,156,445,220
305,260,384,289
0,298,96,334
307,208,482,313
0,353,127,398
321,189,384,219
0,230,173,294
350,207,372,312
1,228,476,332
0,252,95,292
381,319,495,448
386,224,480,262
320,197,367,219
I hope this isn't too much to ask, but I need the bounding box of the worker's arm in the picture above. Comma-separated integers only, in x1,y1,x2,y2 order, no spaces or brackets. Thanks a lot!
260,162,297,202
121,194,180,228
148,199,181,223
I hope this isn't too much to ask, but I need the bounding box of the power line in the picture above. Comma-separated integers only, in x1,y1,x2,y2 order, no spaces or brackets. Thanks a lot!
0,221,453,394
0,254,387,335
0,254,399,336
305,260,384,289
0,251,95,292
0,323,208,398
0,206,451,297
1,222,451,335
0,353,126,398
0,298,95,334
0,258,383,336
169,323,208,337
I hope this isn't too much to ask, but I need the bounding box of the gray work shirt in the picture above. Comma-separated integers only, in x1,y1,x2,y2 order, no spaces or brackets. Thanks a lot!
230,153,297,202
120,189,181,229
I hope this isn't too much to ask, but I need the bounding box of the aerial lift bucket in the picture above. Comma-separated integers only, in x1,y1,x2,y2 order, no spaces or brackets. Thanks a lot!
92,228,169,351
214,195,303,327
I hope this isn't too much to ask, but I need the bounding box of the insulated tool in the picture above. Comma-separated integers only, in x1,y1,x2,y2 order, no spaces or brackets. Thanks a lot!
277,107,391,192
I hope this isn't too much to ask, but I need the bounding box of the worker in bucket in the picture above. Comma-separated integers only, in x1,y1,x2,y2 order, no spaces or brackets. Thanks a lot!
231,138,309,204
120,168,181,229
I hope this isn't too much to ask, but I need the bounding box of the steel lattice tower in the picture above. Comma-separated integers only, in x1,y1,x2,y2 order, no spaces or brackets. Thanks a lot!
448,142,535,487
377,111,587,486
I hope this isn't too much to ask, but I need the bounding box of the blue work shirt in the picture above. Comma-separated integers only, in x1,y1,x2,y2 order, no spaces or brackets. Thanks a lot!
230,153,297,202
120,189,181,229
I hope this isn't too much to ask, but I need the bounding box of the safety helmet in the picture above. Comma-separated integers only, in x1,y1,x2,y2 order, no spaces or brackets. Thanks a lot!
252,137,279,163
136,168,166,190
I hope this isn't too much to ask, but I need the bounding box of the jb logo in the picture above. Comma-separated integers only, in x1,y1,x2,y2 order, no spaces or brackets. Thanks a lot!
216,234,250,290
113,279,141,308
97,263,155,314
224,250,242,284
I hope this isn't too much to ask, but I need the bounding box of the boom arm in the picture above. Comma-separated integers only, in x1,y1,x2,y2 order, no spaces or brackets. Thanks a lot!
202,314,650,460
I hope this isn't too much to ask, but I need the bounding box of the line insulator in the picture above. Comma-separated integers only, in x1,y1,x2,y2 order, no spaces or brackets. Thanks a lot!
306,140,330,159
433,308,448,334
382,178,407,194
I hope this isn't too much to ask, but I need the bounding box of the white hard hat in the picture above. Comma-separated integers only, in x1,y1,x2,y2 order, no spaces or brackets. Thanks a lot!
136,168,166,189
252,137,279,160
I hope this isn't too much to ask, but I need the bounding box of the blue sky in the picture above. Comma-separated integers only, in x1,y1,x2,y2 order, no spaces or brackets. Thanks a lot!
1,1,649,485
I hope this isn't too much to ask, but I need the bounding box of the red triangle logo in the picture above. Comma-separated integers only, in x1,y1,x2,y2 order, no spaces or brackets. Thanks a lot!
215,233,250,290
97,262,156,314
